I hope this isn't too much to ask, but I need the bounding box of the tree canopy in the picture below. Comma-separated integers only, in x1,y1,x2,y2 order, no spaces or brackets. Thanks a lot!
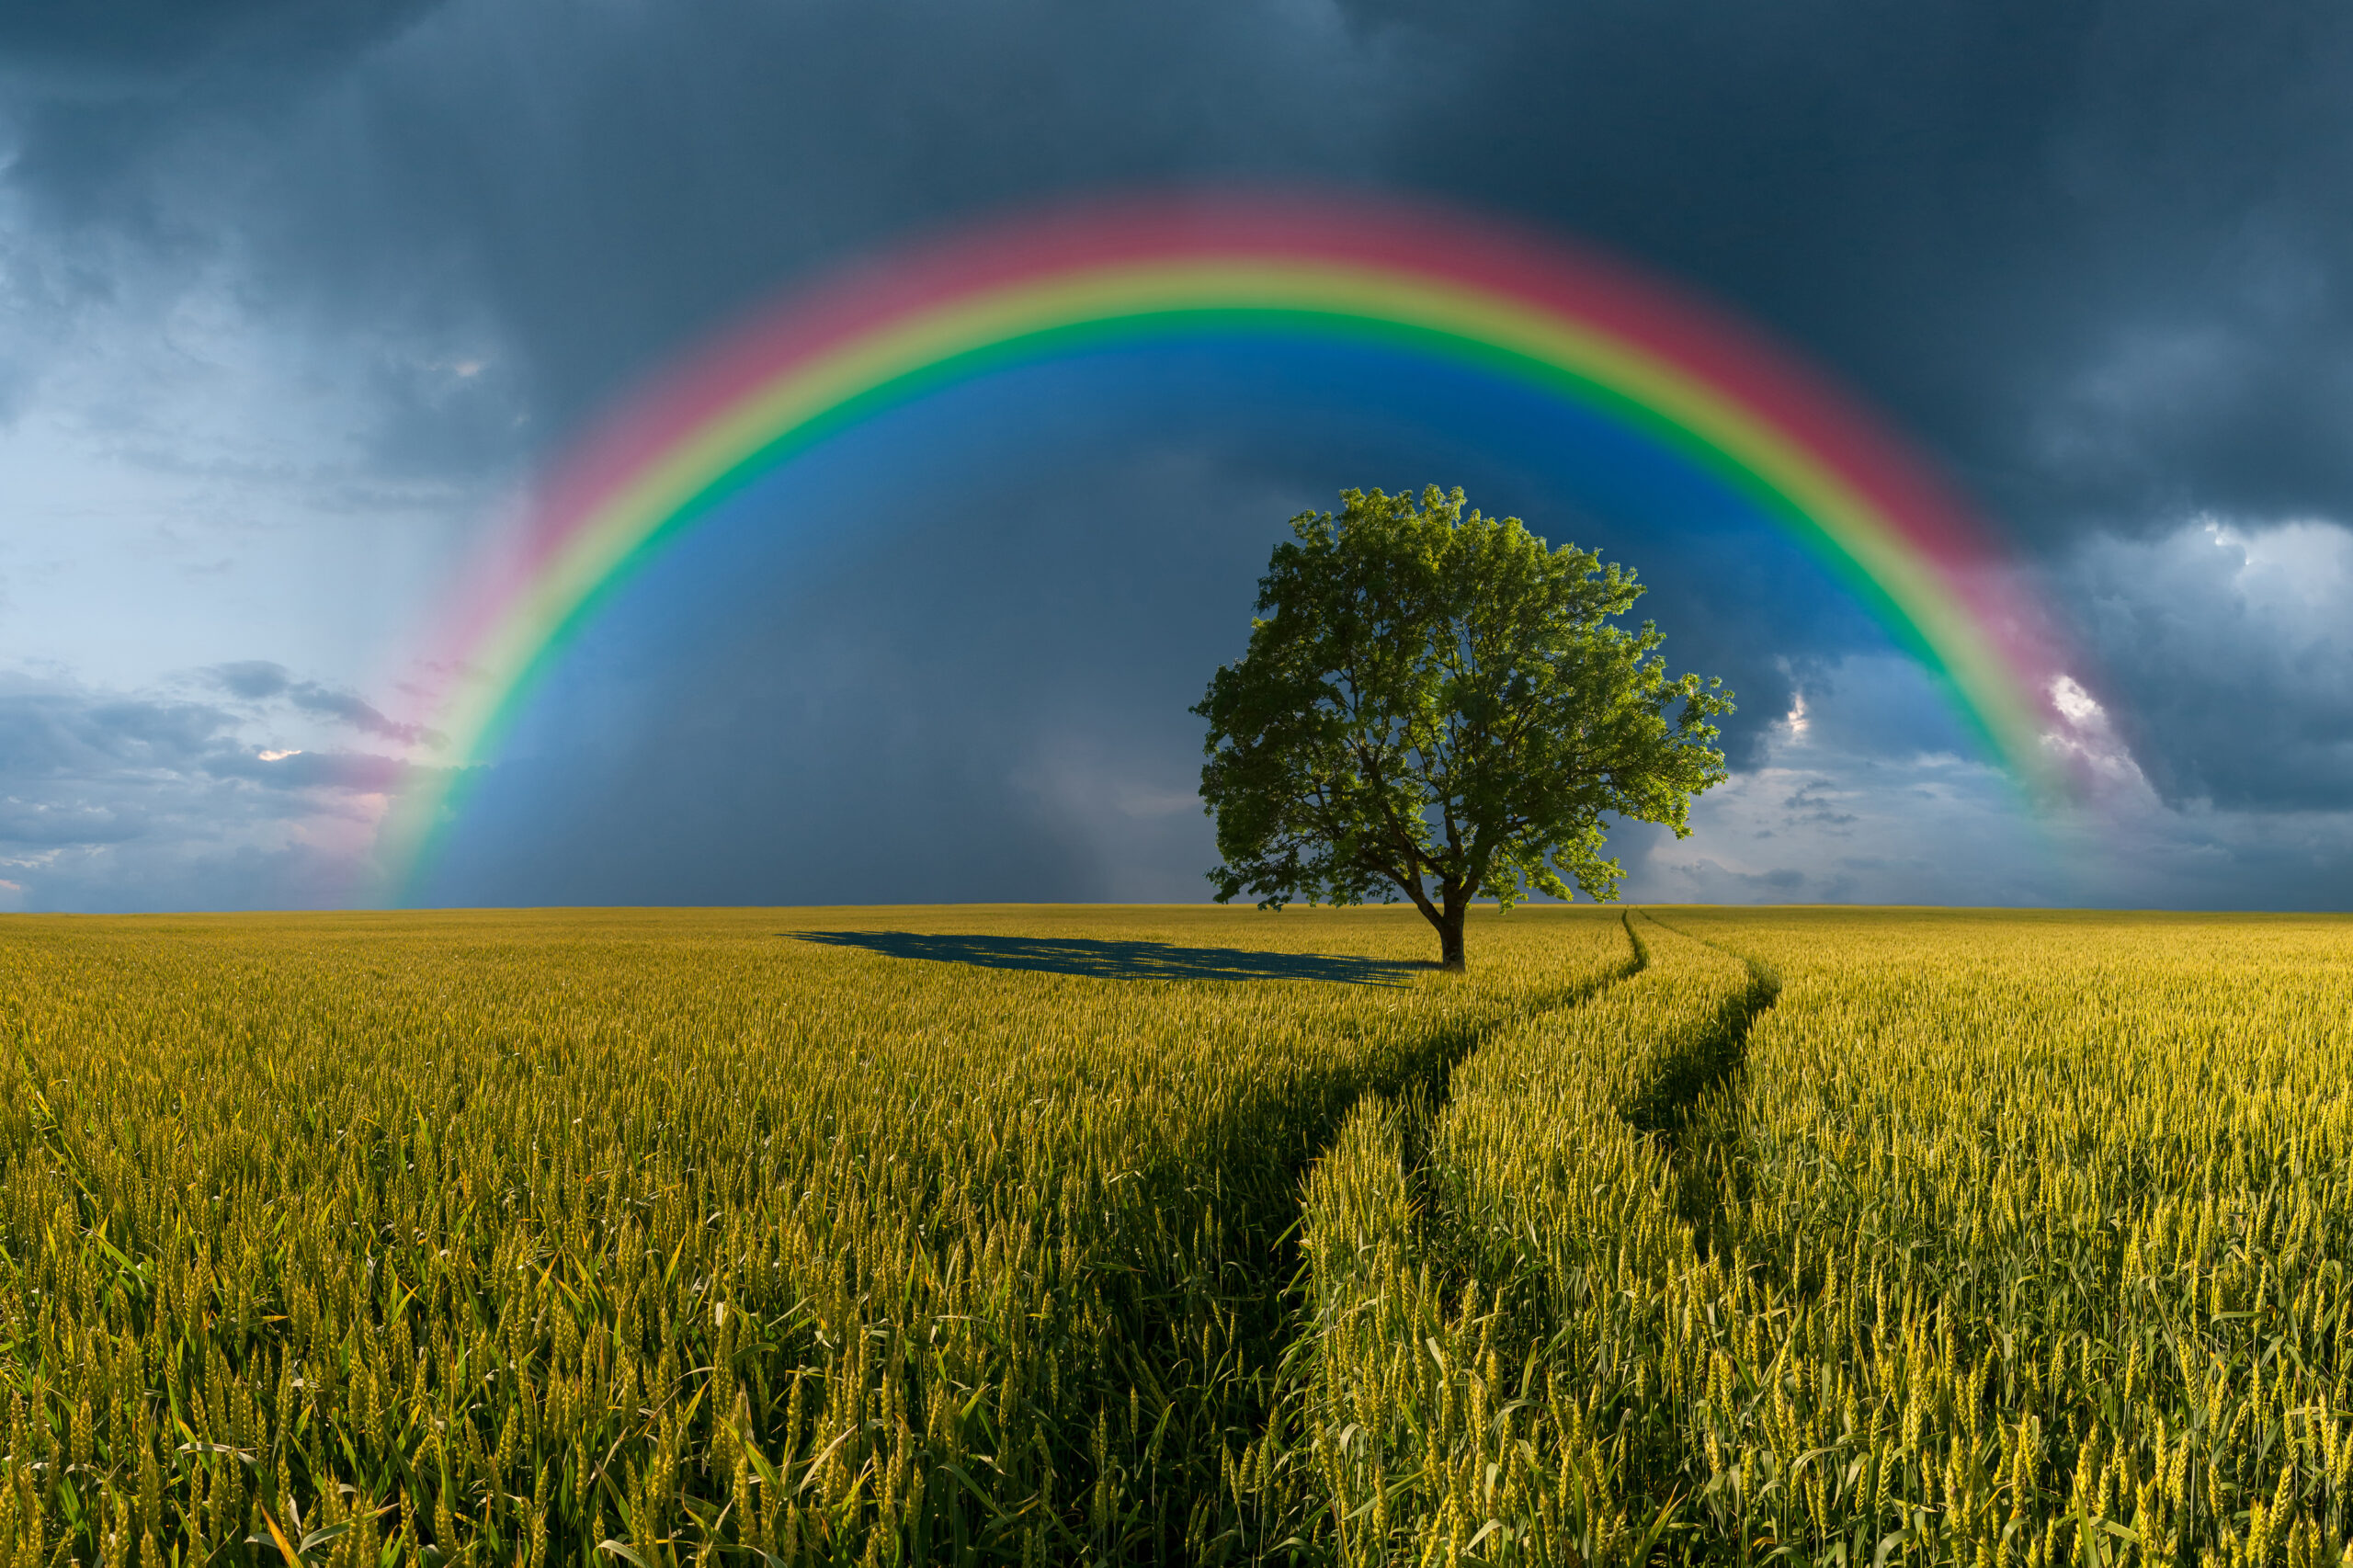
1194,485,1732,969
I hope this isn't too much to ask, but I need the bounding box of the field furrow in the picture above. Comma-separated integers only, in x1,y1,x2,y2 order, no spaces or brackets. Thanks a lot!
1270,915,1767,1564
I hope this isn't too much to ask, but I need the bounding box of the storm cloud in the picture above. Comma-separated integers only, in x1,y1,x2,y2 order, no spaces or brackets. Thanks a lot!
0,671,424,911
3,0,2349,909
207,659,439,744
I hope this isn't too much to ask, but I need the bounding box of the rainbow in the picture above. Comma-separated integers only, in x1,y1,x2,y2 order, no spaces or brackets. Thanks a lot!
383,192,2066,899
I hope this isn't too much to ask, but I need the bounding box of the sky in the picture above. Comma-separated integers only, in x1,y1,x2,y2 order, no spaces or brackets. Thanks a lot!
2,0,2350,913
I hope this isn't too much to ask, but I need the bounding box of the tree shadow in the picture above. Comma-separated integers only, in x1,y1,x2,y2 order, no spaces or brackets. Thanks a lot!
790,930,1429,986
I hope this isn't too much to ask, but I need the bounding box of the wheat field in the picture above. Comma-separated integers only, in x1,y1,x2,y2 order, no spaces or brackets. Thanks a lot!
2,905,2348,1566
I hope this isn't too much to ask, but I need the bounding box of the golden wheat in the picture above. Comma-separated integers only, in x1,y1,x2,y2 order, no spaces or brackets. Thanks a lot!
8,904,2352,1566
1660,910,2353,1567
1280,909,2353,1567
1279,915,1757,1567
0,904,1623,1566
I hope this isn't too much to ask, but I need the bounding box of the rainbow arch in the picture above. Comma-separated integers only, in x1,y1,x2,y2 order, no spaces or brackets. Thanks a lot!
383,192,2066,899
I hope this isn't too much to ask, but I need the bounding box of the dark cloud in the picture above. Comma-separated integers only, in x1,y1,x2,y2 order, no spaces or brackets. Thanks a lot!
1392,0,2353,540
174,1,2353,539
0,687,233,776
204,660,439,744
11,0,2350,530
6,0,2352,907
208,659,290,699
1663,861,1815,903
0,674,424,910
11,0,2350,531
0,797,143,846
0,0,433,75
280,687,430,745
2063,519,2353,812
0,676,415,799
1780,780,1859,833
205,746,415,792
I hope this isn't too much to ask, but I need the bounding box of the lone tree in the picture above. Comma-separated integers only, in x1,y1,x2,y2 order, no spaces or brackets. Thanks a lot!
1194,485,1732,971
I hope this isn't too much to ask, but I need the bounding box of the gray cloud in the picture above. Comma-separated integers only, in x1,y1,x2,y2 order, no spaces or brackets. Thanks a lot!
0,0,433,80
204,660,439,744
2060,517,2353,812
1619,651,2353,912
1780,779,1859,834
0,795,143,846
0,672,426,910
27,0,2347,538
1389,0,2353,542
4,0,2351,908
207,659,290,699
206,745,415,792
0,686,233,775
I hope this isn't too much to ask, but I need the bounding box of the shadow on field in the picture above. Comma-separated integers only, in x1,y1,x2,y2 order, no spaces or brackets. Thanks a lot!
790,930,1428,985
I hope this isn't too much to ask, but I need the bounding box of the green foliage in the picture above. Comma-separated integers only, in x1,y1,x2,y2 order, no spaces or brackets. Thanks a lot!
1194,485,1731,967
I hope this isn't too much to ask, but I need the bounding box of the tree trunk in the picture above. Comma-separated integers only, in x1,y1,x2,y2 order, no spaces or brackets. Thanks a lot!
1437,903,1467,971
